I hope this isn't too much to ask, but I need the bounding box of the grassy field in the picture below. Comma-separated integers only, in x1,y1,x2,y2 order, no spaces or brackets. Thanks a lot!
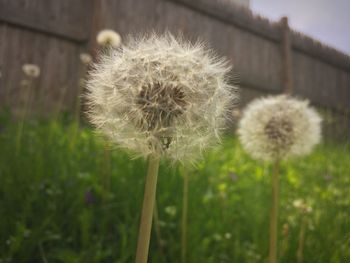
1,114,350,263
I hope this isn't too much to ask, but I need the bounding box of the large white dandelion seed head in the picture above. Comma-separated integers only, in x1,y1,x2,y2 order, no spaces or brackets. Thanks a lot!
238,95,322,161
86,33,238,163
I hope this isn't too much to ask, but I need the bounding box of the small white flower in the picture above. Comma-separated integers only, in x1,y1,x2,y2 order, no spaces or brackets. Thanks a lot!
86,33,238,163
224,232,232,239
22,64,40,78
293,199,312,214
79,53,92,65
238,95,322,161
293,199,304,209
164,206,177,217
96,29,122,48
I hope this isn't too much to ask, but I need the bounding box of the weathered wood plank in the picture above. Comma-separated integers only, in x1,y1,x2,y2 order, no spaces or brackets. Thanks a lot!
0,0,92,42
168,0,282,42
167,0,350,72
0,24,81,112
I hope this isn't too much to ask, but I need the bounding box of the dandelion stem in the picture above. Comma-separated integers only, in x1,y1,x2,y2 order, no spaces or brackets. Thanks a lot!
181,167,189,263
269,160,280,263
135,155,160,263
153,202,166,263
16,79,33,155
296,216,307,263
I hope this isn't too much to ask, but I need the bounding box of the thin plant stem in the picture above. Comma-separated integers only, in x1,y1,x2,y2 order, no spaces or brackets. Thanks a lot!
15,79,33,155
103,143,111,194
181,168,189,263
268,160,280,263
48,85,68,146
153,201,166,263
279,223,290,261
135,155,160,263
296,216,307,263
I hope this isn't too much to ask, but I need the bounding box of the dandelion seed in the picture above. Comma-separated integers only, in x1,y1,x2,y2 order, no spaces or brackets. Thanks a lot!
96,29,122,48
238,95,321,263
22,64,40,78
85,33,238,263
79,53,93,65
86,33,237,163
238,95,322,161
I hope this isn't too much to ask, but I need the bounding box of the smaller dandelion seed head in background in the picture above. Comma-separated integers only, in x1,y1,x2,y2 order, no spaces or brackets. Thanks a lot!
22,64,41,78
96,29,122,48
238,95,322,161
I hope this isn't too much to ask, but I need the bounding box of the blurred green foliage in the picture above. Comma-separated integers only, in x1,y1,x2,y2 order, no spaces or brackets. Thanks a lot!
0,115,350,263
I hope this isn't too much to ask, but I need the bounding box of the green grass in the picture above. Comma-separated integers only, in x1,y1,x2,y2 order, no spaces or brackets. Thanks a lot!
1,115,350,263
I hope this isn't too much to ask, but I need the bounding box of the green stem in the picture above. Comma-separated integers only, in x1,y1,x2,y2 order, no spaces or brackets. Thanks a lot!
135,155,160,263
153,202,166,263
181,168,189,263
269,160,280,263
296,216,307,263
15,79,33,155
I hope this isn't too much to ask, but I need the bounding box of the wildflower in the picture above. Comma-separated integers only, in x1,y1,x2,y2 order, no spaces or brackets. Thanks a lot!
164,206,177,217
96,29,122,48
86,33,237,163
86,33,238,263
238,95,321,263
224,232,232,239
22,64,40,78
293,199,312,214
238,95,322,161
79,53,93,65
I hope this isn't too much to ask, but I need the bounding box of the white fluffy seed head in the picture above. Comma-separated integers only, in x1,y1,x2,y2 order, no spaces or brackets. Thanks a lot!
85,33,238,163
22,64,40,78
96,29,122,48
238,95,322,161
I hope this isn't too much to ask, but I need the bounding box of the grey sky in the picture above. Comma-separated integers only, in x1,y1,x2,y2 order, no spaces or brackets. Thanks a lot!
251,0,350,55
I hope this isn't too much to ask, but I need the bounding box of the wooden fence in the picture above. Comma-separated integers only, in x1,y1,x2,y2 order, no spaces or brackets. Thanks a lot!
0,0,349,139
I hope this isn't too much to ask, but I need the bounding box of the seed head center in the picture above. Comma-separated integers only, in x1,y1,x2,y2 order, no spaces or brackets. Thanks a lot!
136,82,187,148
264,117,294,146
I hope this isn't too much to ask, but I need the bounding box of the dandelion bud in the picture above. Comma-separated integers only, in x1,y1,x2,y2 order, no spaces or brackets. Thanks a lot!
22,64,40,78
96,29,122,48
85,33,237,163
238,95,321,161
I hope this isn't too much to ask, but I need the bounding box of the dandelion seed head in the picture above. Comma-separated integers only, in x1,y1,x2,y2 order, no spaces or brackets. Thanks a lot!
22,64,40,78
79,53,92,65
96,29,122,48
86,33,238,163
238,95,321,161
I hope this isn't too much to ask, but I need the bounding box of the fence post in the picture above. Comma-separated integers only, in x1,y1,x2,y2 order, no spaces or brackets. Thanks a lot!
280,16,294,95
89,0,102,56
